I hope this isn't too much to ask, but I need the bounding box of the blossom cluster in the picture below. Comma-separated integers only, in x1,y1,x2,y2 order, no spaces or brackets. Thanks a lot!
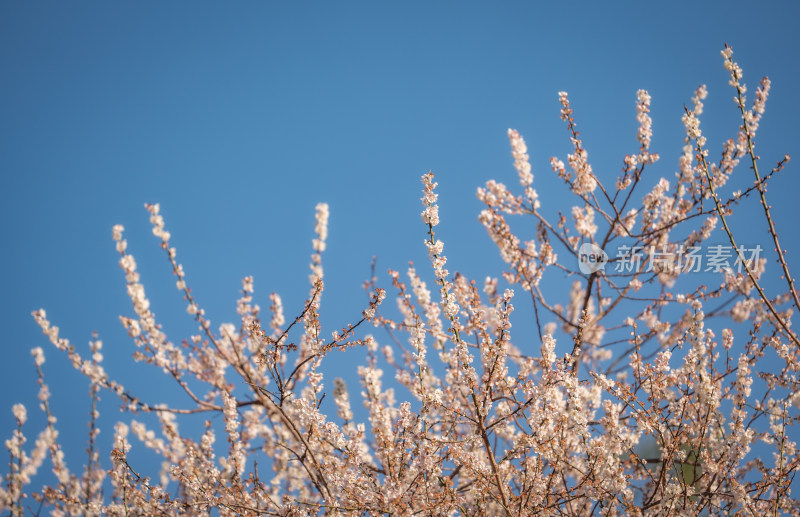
1,46,798,516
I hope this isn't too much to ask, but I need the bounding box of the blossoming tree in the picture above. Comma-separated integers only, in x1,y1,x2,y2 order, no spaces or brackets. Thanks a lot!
3,46,798,516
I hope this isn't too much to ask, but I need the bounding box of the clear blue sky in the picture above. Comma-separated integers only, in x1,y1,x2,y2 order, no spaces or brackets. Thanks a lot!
2,1,799,486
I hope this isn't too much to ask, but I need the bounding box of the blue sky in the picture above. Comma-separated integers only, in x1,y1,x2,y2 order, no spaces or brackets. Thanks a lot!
2,1,799,488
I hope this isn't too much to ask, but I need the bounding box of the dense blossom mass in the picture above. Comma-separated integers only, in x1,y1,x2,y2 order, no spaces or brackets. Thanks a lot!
2,46,799,515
